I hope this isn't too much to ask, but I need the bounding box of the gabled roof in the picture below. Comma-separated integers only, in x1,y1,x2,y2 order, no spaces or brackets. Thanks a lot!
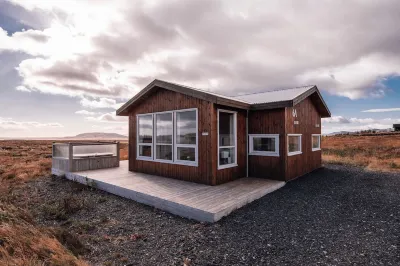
233,85,315,104
117,79,331,117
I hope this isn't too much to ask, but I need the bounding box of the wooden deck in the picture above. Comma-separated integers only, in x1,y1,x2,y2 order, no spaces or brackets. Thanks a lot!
53,161,285,222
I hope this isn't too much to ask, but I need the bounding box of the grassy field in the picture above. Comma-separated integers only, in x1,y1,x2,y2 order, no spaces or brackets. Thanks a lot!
0,136,398,264
0,140,128,265
322,134,400,172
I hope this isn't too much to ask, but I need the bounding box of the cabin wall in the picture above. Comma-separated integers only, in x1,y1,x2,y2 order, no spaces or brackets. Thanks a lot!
285,97,322,181
247,108,286,181
128,88,214,185
212,105,247,185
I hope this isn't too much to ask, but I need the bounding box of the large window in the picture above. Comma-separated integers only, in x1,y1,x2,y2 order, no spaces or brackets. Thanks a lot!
218,109,237,169
175,110,197,164
287,134,302,156
137,114,153,159
312,134,321,151
155,112,173,161
136,108,198,166
249,134,279,156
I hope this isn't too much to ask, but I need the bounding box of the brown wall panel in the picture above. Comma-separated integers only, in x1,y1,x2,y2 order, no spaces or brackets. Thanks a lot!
285,97,322,180
247,108,286,181
128,88,214,185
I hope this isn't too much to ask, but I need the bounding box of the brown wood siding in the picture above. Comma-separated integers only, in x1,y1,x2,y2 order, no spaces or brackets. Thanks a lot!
128,88,214,185
285,97,322,181
247,108,286,181
213,105,247,185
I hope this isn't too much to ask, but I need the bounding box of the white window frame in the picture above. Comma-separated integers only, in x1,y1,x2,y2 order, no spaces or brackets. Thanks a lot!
312,134,321,151
287,134,302,156
217,109,237,170
136,113,154,161
249,134,279,157
154,111,174,163
174,108,198,166
136,108,198,167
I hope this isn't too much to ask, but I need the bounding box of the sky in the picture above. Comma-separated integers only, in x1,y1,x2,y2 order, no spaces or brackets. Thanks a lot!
0,0,399,138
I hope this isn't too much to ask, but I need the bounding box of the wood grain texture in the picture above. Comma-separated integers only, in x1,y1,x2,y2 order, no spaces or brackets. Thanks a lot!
128,88,214,185
64,161,285,222
285,97,322,180
247,108,286,181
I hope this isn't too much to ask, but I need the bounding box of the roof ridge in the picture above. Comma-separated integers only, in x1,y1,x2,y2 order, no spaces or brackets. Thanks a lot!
231,84,315,97
156,79,252,103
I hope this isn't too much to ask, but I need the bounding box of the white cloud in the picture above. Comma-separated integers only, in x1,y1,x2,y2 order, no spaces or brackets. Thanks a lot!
362,108,400,113
2,0,400,101
91,124,128,135
0,117,64,130
322,116,399,134
80,97,123,109
85,112,127,123
75,110,98,116
348,118,376,124
322,116,350,124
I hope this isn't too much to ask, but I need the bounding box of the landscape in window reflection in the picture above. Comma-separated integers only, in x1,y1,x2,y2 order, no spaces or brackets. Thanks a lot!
138,115,152,143
156,113,172,144
176,111,196,144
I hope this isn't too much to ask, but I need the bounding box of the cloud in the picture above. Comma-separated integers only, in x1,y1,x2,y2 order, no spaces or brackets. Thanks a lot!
85,112,127,123
322,116,400,134
322,116,350,124
362,108,400,113
80,97,123,109
75,110,98,116
0,117,63,130
91,124,128,133
3,0,400,101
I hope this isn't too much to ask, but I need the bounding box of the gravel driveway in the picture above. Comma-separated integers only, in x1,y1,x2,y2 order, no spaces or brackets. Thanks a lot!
18,164,400,265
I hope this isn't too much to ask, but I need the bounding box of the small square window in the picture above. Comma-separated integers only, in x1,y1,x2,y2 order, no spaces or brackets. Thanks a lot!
288,134,302,156
249,134,279,156
312,134,321,151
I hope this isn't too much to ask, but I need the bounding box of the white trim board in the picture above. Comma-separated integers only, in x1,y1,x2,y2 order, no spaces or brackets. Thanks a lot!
217,109,238,170
136,108,198,167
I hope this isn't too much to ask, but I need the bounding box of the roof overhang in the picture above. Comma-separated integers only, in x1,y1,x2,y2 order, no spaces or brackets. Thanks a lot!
250,86,331,118
117,79,250,116
117,80,331,118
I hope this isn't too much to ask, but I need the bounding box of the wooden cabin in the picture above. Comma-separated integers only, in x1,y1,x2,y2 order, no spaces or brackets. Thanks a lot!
117,79,331,185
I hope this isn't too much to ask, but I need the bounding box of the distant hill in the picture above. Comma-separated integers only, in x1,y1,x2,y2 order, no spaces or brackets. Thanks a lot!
325,128,394,136
64,132,128,139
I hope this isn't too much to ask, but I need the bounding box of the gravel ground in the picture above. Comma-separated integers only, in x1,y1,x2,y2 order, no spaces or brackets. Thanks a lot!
15,164,400,265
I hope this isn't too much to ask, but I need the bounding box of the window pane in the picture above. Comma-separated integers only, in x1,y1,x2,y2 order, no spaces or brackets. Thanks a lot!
219,112,235,146
219,147,235,166
288,136,301,153
312,136,320,149
139,145,152,157
176,110,196,145
138,115,152,143
253,137,276,152
156,113,172,144
177,147,195,162
156,145,172,160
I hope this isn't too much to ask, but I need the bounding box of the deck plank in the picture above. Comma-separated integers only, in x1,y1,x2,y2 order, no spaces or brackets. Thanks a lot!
55,161,285,222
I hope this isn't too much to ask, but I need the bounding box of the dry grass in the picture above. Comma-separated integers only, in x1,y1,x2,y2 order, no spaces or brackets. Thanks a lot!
322,135,400,172
0,140,128,265
0,137,397,264
0,202,88,266
0,140,128,194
